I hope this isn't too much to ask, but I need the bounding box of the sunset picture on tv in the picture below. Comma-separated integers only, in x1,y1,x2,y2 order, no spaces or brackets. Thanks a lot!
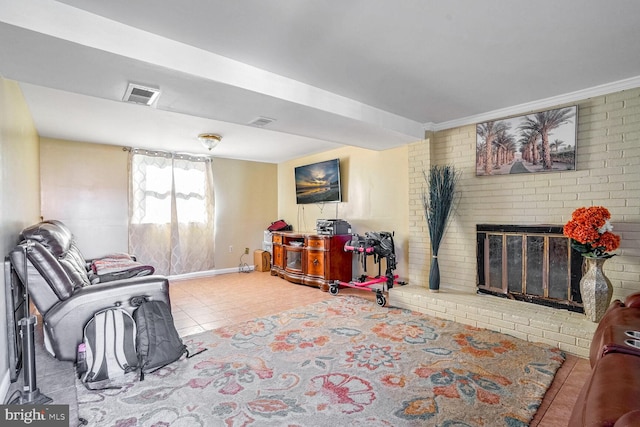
294,159,342,204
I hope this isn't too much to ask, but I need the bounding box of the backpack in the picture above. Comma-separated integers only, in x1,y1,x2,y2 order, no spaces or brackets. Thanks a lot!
133,300,205,380
79,307,138,389
267,219,291,232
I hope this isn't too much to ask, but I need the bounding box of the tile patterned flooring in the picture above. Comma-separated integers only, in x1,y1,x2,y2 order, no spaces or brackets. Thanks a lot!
7,271,590,426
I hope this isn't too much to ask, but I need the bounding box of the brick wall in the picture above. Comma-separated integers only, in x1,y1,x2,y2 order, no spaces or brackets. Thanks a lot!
408,137,430,286
409,87,640,301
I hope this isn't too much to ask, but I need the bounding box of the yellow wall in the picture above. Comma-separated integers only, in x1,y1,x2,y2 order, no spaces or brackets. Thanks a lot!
0,78,41,399
40,139,129,258
278,145,411,279
213,157,278,269
39,139,278,269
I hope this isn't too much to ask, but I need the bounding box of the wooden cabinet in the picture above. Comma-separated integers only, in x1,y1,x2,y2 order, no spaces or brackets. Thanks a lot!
272,233,284,270
271,232,352,290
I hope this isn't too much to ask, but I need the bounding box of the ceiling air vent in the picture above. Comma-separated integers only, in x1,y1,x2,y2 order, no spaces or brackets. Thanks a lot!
123,83,161,106
248,116,276,128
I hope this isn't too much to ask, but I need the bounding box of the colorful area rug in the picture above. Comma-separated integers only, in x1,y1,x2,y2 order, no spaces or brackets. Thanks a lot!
76,296,565,426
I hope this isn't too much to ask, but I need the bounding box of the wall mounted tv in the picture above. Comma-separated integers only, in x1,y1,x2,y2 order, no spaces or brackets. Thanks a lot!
294,158,342,204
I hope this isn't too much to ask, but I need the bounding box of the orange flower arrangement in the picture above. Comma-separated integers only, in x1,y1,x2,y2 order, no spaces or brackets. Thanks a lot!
563,206,620,258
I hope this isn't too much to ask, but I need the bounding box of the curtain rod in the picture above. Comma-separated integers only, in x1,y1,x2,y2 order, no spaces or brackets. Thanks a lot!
122,146,212,162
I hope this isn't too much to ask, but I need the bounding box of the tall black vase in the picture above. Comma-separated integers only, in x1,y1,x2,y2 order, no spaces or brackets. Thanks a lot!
429,257,440,292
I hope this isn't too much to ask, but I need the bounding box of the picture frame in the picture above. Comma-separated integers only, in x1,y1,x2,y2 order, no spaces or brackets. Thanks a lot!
476,105,577,176
294,158,342,204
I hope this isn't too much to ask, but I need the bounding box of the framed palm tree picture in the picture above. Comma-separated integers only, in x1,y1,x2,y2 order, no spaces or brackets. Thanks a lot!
476,105,577,176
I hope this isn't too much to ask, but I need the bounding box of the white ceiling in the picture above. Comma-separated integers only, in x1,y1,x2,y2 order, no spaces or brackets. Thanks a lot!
1,0,640,163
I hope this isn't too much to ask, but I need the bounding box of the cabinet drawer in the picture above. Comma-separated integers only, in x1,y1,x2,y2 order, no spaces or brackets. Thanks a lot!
272,234,283,244
306,251,325,277
306,237,326,249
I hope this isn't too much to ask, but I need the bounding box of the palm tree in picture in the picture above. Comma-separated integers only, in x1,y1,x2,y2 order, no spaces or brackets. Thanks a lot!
551,139,564,152
518,129,538,164
476,141,486,169
494,130,516,167
477,120,509,175
520,107,575,170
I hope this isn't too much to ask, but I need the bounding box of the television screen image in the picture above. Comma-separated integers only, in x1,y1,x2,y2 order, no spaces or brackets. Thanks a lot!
294,159,342,204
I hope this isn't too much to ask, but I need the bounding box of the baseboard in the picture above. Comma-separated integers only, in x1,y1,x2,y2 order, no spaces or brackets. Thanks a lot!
170,266,255,281
0,368,11,404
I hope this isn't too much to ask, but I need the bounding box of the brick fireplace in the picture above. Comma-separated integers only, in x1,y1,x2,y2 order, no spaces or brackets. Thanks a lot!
476,224,584,313
396,89,640,358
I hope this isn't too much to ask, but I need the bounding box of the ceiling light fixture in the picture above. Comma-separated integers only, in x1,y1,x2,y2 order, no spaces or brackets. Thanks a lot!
198,133,222,151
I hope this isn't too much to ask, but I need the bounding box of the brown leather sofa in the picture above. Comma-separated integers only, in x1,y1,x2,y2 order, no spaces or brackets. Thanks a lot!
569,292,640,426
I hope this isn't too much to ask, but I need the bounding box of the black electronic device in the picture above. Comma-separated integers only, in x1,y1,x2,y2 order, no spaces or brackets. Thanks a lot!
9,241,52,405
4,257,24,383
316,219,351,235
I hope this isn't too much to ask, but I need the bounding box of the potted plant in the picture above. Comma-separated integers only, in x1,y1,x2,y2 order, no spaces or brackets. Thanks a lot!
422,165,460,292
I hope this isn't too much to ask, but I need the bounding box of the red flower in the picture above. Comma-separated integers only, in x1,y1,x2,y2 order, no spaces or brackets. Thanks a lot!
563,206,620,258
596,231,621,252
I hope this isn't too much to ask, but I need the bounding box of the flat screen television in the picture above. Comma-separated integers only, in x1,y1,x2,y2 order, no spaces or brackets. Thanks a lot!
294,158,342,204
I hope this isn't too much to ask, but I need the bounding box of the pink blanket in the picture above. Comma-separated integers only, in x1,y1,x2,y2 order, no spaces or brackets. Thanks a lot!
91,253,154,281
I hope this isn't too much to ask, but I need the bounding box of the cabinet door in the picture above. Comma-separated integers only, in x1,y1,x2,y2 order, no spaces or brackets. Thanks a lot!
285,247,304,273
273,244,284,269
327,235,353,282
306,249,326,277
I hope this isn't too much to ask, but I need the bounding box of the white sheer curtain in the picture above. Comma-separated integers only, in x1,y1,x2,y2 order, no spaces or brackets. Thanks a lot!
128,150,215,275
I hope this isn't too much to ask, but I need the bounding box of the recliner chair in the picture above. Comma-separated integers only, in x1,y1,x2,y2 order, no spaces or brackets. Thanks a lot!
7,220,170,362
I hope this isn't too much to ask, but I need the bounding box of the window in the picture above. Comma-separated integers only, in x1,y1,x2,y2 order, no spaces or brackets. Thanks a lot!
128,150,215,275
130,154,210,225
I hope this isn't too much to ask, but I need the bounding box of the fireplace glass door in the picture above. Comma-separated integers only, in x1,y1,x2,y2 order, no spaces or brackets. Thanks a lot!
477,224,583,312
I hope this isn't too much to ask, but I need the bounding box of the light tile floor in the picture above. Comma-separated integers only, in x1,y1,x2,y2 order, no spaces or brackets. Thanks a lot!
6,271,589,426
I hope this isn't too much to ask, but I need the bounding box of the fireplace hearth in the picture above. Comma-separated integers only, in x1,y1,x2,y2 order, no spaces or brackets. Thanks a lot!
477,224,584,312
